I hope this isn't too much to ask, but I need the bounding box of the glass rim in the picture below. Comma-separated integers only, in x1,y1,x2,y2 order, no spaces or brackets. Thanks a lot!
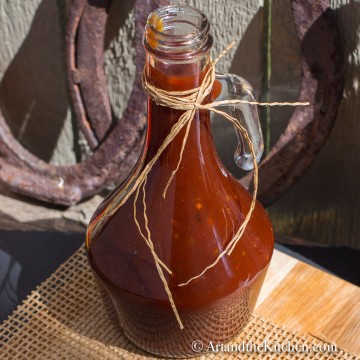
143,5,213,61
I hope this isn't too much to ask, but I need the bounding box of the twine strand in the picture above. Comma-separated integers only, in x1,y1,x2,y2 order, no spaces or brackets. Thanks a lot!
134,175,184,328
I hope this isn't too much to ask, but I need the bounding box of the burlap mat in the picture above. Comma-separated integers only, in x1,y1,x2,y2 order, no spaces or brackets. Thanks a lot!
0,246,357,359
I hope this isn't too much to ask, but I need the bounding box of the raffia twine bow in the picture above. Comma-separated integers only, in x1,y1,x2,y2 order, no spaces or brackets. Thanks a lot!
86,41,309,329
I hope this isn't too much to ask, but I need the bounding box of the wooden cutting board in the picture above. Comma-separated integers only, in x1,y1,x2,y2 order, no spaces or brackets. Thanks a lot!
256,249,360,355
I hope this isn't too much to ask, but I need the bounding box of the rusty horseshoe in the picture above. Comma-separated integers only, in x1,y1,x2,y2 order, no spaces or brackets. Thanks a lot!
0,0,344,206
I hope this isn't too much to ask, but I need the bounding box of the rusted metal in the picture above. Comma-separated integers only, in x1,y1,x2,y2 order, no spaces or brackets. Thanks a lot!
0,0,344,207
0,0,166,205
240,0,344,207
69,0,112,148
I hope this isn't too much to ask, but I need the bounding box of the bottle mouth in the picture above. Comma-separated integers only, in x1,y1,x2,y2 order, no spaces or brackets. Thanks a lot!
144,5,213,61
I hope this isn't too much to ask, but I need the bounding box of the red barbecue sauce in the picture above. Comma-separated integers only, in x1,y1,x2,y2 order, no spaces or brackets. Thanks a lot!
86,59,274,356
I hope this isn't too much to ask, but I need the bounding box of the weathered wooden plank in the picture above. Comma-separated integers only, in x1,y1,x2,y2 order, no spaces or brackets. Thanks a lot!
169,0,263,90
168,0,263,178
269,0,360,249
1,0,359,250
0,0,77,165
104,1,136,122
0,185,103,232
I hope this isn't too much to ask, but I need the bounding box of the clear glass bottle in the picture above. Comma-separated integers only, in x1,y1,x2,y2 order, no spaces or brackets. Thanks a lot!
86,5,274,357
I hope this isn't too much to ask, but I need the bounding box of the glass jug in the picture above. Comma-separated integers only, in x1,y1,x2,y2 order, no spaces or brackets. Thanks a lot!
86,5,274,357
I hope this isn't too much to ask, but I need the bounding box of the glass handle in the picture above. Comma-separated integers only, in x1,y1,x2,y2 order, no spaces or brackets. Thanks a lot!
214,73,264,171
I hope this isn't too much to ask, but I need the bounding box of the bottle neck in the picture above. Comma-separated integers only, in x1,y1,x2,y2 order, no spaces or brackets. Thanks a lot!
144,52,212,160
142,5,219,169
145,52,211,91
143,4,213,90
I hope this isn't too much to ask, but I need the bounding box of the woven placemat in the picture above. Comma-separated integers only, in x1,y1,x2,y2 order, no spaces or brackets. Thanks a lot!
0,246,357,360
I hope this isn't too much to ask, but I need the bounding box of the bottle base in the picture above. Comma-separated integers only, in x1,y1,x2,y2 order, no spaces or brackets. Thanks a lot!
96,265,269,358
119,285,253,358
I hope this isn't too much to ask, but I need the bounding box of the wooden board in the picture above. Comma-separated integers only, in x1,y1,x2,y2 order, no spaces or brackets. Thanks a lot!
256,249,360,355
0,0,77,165
0,185,103,232
1,1,359,248
268,0,360,250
